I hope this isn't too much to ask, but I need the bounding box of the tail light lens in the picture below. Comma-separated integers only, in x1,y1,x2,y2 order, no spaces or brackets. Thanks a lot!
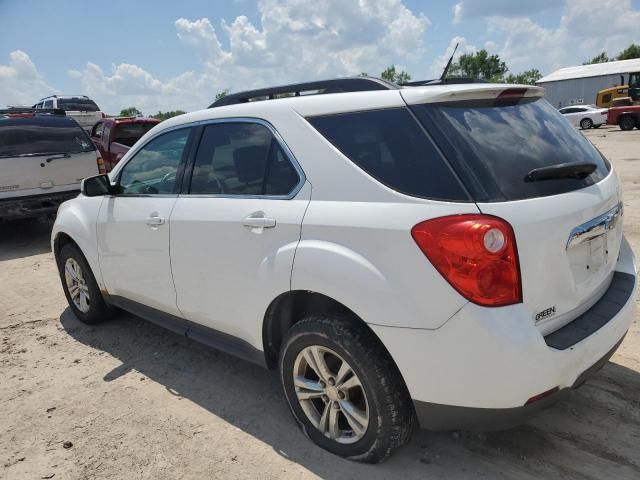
411,214,522,307
97,156,106,174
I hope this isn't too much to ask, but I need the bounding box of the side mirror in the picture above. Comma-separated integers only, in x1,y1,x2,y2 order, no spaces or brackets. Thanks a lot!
81,174,113,197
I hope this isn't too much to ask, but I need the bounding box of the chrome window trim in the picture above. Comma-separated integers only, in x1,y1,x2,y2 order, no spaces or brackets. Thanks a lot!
113,117,306,200
181,117,306,200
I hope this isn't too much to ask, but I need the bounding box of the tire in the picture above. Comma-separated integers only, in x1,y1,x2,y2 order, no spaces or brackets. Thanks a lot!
619,115,635,131
580,118,593,129
279,314,415,463
57,243,112,324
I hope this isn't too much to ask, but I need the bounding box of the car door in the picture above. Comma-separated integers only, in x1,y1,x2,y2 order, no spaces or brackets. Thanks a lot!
169,120,310,347
560,107,579,126
97,126,194,316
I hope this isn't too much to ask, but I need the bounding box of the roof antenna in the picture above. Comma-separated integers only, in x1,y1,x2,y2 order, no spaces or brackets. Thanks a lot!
440,42,459,84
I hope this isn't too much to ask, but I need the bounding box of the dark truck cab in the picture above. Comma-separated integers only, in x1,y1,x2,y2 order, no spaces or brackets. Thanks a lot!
90,117,159,172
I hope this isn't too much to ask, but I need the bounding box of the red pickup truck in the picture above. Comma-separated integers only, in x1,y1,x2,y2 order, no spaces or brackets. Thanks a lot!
90,117,160,171
606,105,640,131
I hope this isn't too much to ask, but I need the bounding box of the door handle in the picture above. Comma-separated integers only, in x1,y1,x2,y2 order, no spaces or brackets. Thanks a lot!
146,215,166,226
243,213,276,229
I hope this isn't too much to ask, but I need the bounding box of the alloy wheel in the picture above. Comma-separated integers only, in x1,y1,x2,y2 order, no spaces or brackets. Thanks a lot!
64,258,90,313
293,345,369,444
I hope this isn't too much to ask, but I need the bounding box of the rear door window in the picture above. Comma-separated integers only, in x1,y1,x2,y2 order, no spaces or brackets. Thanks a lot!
0,117,95,158
189,122,300,196
411,98,610,202
307,108,468,201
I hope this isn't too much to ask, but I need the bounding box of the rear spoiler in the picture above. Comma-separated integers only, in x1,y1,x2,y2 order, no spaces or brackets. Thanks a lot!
0,108,66,116
400,84,545,105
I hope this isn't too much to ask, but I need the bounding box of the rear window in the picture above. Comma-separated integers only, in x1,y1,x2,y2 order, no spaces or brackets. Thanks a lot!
411,98,610,202
114,122,157,144
0,117,95,157
57,98,100,112
307,108,468,201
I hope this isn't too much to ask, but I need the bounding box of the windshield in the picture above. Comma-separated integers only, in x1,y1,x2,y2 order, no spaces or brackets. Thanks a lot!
58,98,100,112
0,117,95,157
411,98,610,201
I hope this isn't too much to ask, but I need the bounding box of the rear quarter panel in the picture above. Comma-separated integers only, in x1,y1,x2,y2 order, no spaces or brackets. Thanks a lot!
292,199,479,329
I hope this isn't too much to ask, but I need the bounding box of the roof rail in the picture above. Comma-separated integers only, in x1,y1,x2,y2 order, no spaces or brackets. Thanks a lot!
399,77,488,86
0,108,66,116
209,77,398,108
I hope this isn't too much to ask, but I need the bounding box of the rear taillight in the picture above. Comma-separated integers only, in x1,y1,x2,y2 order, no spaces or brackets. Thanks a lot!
97,156,106,174
411,214,522,307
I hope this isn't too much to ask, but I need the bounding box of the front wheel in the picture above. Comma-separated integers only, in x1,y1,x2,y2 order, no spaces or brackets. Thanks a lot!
279,315,415,463
57,243,112,324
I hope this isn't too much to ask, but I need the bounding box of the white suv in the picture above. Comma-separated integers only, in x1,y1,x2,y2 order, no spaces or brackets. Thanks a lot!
34,95,103,133
52,79,637,463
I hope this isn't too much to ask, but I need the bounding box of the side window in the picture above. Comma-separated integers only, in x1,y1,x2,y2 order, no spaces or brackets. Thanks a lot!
118,128,191,195
44,100,54,108
308,108,468,201
92,122,104,138
189,122,300,196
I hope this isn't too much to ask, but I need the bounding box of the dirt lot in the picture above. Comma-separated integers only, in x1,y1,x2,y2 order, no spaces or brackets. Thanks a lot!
1,126,639,480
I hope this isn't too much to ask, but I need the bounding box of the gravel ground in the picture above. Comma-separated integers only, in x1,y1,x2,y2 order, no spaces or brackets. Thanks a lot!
1,126,639,480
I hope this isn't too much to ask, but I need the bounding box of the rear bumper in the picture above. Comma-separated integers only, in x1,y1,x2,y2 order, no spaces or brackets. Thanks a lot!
370,236,637,431
412,335,624,431
0,190,79,219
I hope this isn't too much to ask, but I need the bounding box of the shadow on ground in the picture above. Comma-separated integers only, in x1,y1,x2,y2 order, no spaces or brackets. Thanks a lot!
60,308,640,479
0,217,54,261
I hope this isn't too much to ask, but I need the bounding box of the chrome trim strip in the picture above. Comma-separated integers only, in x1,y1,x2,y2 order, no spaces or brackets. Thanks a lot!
118,117,306,201
566,202,622,250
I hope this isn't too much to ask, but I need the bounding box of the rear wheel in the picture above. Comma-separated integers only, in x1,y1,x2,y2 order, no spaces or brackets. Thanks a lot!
580,118,593,129
279,314,415,463
619,115,635,131
57,243,112,324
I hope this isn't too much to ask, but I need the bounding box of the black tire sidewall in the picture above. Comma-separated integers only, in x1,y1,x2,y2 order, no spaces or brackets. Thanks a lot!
57,243,108,324
620,116,635,131
280,323,392,460
581,118,593,129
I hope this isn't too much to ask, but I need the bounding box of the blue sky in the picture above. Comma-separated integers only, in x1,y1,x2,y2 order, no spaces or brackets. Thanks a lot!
1,0,638,114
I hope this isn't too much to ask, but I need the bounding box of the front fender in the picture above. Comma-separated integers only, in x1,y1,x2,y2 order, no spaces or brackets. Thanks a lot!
51,196,105,290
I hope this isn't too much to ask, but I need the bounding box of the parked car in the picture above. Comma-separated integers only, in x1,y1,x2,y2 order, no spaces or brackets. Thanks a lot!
0,110,101,220
52,78,637,463
90,117,160,172
34,95,103,133
558,105,608,129
607,104,640,130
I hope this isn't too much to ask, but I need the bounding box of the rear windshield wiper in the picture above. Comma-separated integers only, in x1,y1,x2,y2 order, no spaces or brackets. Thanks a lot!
526,162,597,182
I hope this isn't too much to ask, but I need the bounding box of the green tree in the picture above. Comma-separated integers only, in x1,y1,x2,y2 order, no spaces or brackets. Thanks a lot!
617,43,640,60
583,51,609,65
381,65,411,84
151,110,186,121
449,50,508,82
119,106,142,117
504,68,543,85
214,90,228,101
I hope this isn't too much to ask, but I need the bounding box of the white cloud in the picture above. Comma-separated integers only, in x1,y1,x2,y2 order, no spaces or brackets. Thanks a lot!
0,50,56,106
489,0,640,74
453,0,562,22
58,0,429,114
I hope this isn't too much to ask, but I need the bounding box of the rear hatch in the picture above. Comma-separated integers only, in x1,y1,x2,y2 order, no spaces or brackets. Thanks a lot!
404,86,623,334
0,115,98,199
